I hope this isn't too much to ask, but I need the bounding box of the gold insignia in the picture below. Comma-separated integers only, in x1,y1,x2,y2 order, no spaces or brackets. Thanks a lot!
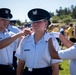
32,10,37,15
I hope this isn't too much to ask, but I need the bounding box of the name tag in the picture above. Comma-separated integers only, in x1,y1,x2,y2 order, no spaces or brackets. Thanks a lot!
24,49,30,51
0,38,2,40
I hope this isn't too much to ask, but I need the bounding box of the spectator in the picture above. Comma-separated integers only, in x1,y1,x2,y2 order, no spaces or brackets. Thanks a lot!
67,23,76,43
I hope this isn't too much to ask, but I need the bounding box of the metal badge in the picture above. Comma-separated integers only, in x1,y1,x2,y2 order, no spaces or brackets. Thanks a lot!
32,10,37,15
5,10,9,14
28,68,33,72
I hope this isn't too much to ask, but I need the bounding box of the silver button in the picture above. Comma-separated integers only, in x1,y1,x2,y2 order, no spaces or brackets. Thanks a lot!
28,68,33,72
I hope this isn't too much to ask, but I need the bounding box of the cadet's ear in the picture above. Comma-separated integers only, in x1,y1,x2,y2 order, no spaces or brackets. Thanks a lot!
44,20,48,28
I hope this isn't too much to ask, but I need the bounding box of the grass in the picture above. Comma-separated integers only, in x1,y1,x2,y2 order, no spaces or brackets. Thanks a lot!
59,60,70,75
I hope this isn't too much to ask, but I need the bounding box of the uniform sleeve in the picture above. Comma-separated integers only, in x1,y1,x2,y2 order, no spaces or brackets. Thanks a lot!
58,44,76,60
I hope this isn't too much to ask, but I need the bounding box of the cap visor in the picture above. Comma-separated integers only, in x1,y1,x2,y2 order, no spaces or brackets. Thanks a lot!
31,19,45,23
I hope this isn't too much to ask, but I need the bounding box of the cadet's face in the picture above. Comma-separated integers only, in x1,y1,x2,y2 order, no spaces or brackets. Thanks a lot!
32,20,47,32
0,18,10,29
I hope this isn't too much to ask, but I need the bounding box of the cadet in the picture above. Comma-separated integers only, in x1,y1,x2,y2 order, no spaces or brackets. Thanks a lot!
15,8,61,75
0,8,31,75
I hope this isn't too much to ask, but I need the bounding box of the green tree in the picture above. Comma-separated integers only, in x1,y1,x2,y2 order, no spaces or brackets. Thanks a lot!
52,16,60,23
16,20,22,26
72,6,76,19
63,16,72,25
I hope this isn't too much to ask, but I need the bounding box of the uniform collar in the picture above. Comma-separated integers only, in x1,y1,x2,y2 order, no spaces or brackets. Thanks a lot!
26,32,52,42
0,29,8,34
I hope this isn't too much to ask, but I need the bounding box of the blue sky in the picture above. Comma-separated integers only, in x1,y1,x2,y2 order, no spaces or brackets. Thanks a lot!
0,0,76,22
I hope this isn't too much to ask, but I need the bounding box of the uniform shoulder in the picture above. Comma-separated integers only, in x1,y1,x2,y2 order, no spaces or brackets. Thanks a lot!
22,34,32,42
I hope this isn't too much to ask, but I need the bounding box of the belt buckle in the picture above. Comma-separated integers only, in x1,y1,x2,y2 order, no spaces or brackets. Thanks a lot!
28,68,33,72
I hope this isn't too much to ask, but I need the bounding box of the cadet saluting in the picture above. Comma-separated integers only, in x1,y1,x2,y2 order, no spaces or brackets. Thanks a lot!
15,8,61,75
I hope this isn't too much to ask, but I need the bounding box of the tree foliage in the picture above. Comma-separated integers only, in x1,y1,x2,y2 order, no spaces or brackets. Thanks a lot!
52,16,60,23
50,5,76,24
